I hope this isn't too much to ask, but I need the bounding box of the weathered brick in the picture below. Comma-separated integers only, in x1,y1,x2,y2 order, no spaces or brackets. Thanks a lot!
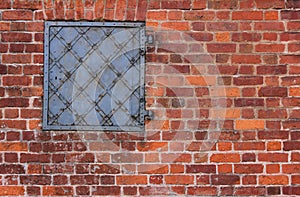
0,186,25,196
259,175,289,185
117,175,147,185
42,186,73,196
232,11,263,20
212,175,240,185
2,10,32,20
256,0,285,8
234,164,263,174
259,87,287,97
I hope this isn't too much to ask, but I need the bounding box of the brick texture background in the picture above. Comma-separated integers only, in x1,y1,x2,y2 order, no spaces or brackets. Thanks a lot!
0,0,300,196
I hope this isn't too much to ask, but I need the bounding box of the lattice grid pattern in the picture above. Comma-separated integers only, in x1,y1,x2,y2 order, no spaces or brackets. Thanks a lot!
43,22,146,131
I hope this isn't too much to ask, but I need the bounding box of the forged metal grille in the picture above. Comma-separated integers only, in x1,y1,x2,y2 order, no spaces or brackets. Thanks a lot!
43,21,146,131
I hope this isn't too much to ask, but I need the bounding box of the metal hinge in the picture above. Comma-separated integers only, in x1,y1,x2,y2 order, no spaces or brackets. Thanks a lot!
145,110,154,120
146,34,154,44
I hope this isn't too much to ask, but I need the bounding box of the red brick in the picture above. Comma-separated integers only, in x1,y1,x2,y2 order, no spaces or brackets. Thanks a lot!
2,54,31,64
288,43,300,52
149,175,163,184
136,0,147,20
0,0,11,8
283,141,300,150
259,175,289,185
207,44,236,53
21,153,50,163
259,87,287,97
280,55,300,64
184,32,213,41
0,164,24,174
184,11,215,20
2,10,32,20
240,21,252,31
232,55,261,64
0,186,25,196
257,65,287,75
266,164,280,174
3,76,31,86
287,21,300,31
208,0,237,9
233,76,263,86
192,0,206,9
53,175,68,185
212,175,240,185
286,0,300,8
147,11,167,20
256,44,285,52
27,186,40,196
232,32,261,42
35,33,44,41
292,175,300,184
90,164,120,174
291,131,300,140
138,164,168,174
234,187,266,196
234,164,263,174
232,11,263,20
9,44,24,53
161,22,189,31
117,175,147,185
218,142,232,151
255,22,284,31
281,10,300,20
187,187,217,196
280,32,300,41
123,186,137,195
234,142,265,150
94,0,104,19
137,142,167,151
210,153,240,162
242,153,256,162
43,186,73,196
4,152,18,162
2,32,32,42
89,141,120,151
242,175,257,184
162,0,191,9
282,164,300,173
4,109,18,118
21,175,51,185
207,22,238,31
255,0,284,8
112,153,143,163
0,142,28,151
100,176,115,185
0,22,10,31
168,11,183,20
235,120,264,130
258,109,287,119
283,187,300,195
66,153,94,163
13,0,42,9
92,186,120,195
258,153,288,162
165,175,194,185
258,131,288,139
70,175,99,185
186,165,216,173
265,11,279,20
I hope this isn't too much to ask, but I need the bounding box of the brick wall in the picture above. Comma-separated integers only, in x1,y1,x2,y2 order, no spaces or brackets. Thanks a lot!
0,0,300,196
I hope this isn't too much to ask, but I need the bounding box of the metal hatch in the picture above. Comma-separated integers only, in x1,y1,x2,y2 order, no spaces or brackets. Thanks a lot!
43,21,148,131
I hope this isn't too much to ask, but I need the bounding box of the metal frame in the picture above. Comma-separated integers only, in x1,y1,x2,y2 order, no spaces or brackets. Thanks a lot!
43,21,146,131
